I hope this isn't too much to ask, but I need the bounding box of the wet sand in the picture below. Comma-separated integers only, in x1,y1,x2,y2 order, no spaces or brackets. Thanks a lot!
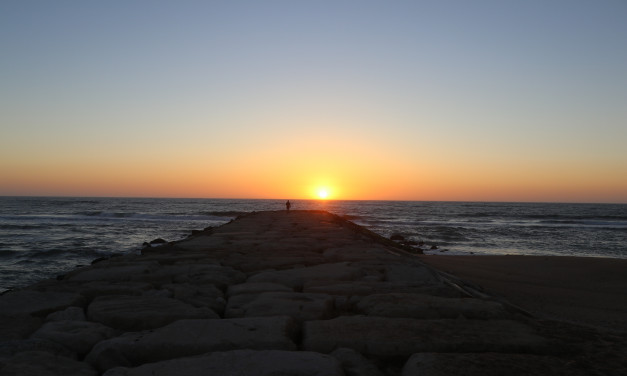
418,255,627,332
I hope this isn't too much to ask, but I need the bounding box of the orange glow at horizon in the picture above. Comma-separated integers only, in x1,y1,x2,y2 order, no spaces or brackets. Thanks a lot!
2,152,627,203
1,129,626,203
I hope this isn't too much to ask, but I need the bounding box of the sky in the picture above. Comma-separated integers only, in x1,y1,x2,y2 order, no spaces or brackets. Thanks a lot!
1,1,626,202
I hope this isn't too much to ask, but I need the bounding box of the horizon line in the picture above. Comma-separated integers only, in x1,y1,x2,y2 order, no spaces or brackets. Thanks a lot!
1,194,625,205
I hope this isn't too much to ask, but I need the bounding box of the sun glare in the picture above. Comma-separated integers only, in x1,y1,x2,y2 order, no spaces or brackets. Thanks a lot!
317,188,329,199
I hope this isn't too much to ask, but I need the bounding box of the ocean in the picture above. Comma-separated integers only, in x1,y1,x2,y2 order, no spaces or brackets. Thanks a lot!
1,197,626,292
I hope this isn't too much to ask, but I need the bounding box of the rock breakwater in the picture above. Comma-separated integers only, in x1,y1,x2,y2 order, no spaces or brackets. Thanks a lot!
1,210,626,375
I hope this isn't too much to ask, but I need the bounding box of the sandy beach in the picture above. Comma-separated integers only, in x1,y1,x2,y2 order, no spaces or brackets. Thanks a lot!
418,255,627,332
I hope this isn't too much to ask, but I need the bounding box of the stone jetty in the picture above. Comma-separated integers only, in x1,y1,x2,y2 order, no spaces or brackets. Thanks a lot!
1,210,626,375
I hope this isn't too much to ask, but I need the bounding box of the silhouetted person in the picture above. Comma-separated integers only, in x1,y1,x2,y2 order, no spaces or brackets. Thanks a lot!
286,200,291,211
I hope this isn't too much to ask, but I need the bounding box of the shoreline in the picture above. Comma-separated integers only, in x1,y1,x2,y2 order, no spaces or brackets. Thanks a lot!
418,254,627,332
3,198,625,292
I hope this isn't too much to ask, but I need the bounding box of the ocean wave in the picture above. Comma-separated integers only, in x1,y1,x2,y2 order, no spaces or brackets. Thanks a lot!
0,250,17,257
79,211,104,216
0,215,76,227
27,248,110,259
447,215,627,230
15,259,36,265
20,211,239,223
533,219,627,229
428,226,471,242
464,212,500,218
0,223,46,230
524,213,627,221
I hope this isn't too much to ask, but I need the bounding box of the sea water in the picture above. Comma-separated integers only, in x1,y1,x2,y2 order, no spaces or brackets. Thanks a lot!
1,197,626,292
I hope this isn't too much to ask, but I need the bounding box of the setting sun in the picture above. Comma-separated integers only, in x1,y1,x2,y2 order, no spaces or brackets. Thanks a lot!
317,188,330,199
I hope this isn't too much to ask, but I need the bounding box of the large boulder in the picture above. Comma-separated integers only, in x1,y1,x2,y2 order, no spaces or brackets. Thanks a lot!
65,263,159,282
223,253,326,272
0,315,42,341
225,292,334,322
45,307,86,322
162,283,225,314
331,347,384,376
355,293,509,319
139,264,246,288
0,338,76,360
323,245,398,263
0,351,97,376
303,316,549,357
78,281,154,300
86,317,297,372
0,291,84,317
87,295,217,331
226,282,293,297
247,262,363,289
303,280,462,298
102,350,344,376
66,262,246,289
30,320,118,356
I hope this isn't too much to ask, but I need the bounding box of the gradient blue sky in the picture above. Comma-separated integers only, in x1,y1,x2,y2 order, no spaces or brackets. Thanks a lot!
1,1,626,202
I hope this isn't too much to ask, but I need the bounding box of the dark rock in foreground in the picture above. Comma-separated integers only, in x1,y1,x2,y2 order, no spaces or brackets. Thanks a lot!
1,210,626,375
104,349,344,376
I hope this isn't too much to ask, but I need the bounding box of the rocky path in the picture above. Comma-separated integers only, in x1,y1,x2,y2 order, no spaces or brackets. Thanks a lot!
1,210,626,375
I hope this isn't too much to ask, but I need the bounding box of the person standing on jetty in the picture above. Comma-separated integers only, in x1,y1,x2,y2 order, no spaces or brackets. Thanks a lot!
285,200,291,211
